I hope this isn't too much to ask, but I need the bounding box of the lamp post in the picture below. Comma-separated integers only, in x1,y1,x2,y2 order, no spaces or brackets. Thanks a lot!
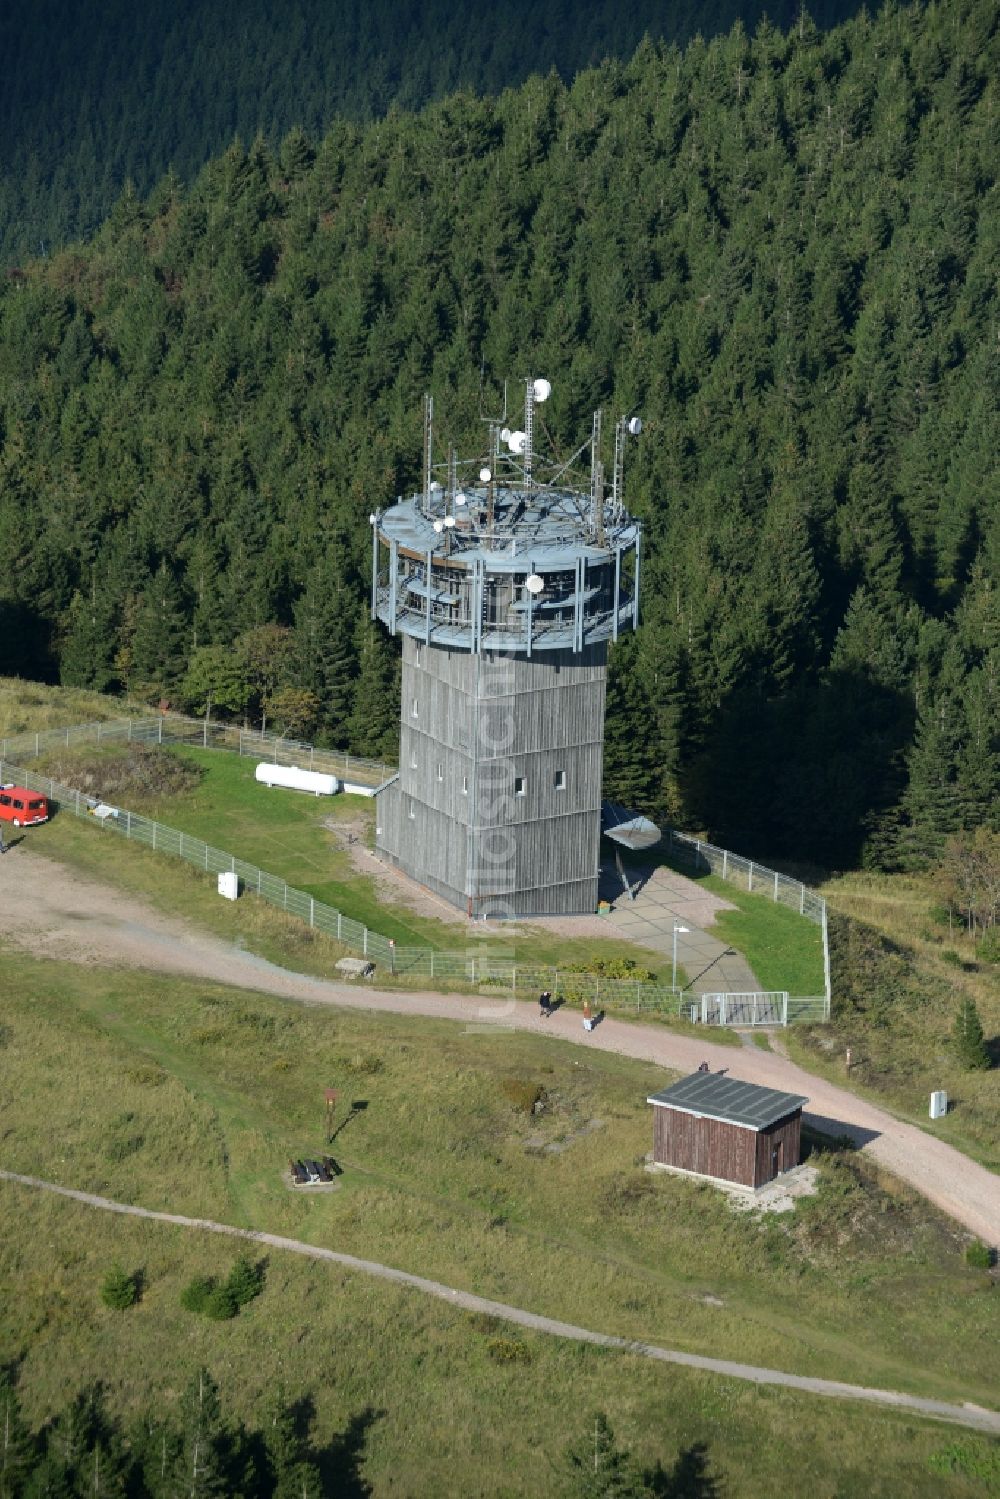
672,922,690,992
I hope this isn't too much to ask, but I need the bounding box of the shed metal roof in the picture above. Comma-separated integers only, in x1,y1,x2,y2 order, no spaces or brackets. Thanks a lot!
647,1072,808,1131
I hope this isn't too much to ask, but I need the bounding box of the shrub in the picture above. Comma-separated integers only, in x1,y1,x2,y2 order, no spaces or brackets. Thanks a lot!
100,1264,137,1310
975,928,1000,964
226,1254,265,1308
180,1276,214,1314
965,1241,994,1270
204,1285,238,1321
486,1336,532,1364
500,1077,545,1114
347,1052,383,1075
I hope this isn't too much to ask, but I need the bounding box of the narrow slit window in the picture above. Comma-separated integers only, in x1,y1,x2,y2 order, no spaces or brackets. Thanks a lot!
411,697,419,718
410,750,418,769
554,769,566,790
407,798,416,820
514,776,526,796
462,775,469,795
437,762,444,781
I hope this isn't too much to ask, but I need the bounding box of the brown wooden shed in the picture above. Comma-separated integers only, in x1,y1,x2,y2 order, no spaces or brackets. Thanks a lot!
647,1073,808,1189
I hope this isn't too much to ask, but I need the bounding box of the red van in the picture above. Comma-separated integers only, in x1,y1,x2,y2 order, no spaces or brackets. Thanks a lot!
0,785,50,826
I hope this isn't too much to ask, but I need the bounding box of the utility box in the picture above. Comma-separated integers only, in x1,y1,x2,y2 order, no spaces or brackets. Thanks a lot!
217,871,239,901
929,1090,948,1119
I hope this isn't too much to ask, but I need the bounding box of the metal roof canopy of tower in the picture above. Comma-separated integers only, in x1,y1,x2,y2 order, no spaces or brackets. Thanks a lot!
647,1074,809,1131
372,381,642,656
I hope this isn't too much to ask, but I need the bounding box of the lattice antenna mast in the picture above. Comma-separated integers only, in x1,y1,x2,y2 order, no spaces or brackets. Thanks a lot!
524,377,535,491
612,414,627,522
448,446,457,518
590,408,604,541
422,393,434,516
487,423,499,533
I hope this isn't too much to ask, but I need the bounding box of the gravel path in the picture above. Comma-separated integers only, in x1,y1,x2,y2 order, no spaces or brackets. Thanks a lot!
2,1168,997,1435
2,849,999,1245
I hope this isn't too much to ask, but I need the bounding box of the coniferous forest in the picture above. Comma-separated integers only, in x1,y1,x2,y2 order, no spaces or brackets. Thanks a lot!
0,0,862,264
0,0,996,874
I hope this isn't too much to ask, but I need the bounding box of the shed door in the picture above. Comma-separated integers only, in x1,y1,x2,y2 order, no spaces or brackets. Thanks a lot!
770,1139,783,1179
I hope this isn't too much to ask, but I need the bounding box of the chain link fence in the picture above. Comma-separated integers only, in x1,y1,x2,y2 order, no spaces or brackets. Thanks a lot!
0,713,393,788
4,715,830,1024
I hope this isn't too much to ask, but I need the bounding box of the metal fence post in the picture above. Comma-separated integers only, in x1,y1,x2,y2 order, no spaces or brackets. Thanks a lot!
748,861,754,891
157,719,163,744
363,927,368,956
774,871,779,900
782,993,789,1026
310,897,314,928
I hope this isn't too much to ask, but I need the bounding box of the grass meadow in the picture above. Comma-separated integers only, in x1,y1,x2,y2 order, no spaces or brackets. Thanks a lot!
1,953,996,1400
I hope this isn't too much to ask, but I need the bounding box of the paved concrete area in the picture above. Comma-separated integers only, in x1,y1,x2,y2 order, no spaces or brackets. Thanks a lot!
602,863,761,996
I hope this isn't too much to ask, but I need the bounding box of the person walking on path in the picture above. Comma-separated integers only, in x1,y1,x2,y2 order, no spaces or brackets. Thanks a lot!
0,824,7,854
539,991,552,1019
582,999,593,1032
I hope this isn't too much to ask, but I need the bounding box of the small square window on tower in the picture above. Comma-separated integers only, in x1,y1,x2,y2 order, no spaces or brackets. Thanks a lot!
554,769,566,790
514,776,526,796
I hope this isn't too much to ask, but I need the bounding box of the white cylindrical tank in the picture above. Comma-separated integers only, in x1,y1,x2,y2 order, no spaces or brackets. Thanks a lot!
254,763,339,796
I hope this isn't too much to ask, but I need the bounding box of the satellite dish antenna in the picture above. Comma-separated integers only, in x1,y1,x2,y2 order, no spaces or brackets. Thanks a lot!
525,574,544,595
628,416,643,436
500,428,511,444
368,513,377,525
532,378,551,403
430,480,443,493
444,515,456,528
479,467,491,482
508,430,526,455
455,492,467,506
433,519,444,533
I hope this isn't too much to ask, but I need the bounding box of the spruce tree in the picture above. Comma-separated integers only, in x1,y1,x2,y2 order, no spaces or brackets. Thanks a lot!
173,1369,228,1498
561,1411,647,1499
0,1369,32,1499
953,997,989,1071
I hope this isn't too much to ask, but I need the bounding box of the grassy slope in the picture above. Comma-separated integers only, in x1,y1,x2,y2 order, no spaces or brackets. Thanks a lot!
0,952,995,1407
783,871,1000,1172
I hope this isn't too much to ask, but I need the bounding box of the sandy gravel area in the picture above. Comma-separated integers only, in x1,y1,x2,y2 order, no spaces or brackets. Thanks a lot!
2,848,998,1245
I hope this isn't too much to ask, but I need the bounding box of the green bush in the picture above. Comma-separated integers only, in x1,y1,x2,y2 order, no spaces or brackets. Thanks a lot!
975,928,1000,964
100,1264,137,1310
486,1336,532,1364
226,1254,265,1309
180,1276,214,1314
204,1285,238,1321
965,1241,993,1270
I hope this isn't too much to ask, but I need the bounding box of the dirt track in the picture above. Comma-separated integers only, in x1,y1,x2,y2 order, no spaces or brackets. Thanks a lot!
3,1167,998,1435
2,849,999,1245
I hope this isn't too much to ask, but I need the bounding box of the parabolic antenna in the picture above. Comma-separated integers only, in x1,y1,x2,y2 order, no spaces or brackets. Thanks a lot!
455,492,467,506
525,574,544,595
433,519,444,533
508,430,526,455
430,480,443,492
479,467,491,482
444,515,456,528
532,378,551,403
500,428,511,443
627,416,643,436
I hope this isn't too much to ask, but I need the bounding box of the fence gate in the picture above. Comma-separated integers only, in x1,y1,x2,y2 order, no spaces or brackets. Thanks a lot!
697,992,788,1027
